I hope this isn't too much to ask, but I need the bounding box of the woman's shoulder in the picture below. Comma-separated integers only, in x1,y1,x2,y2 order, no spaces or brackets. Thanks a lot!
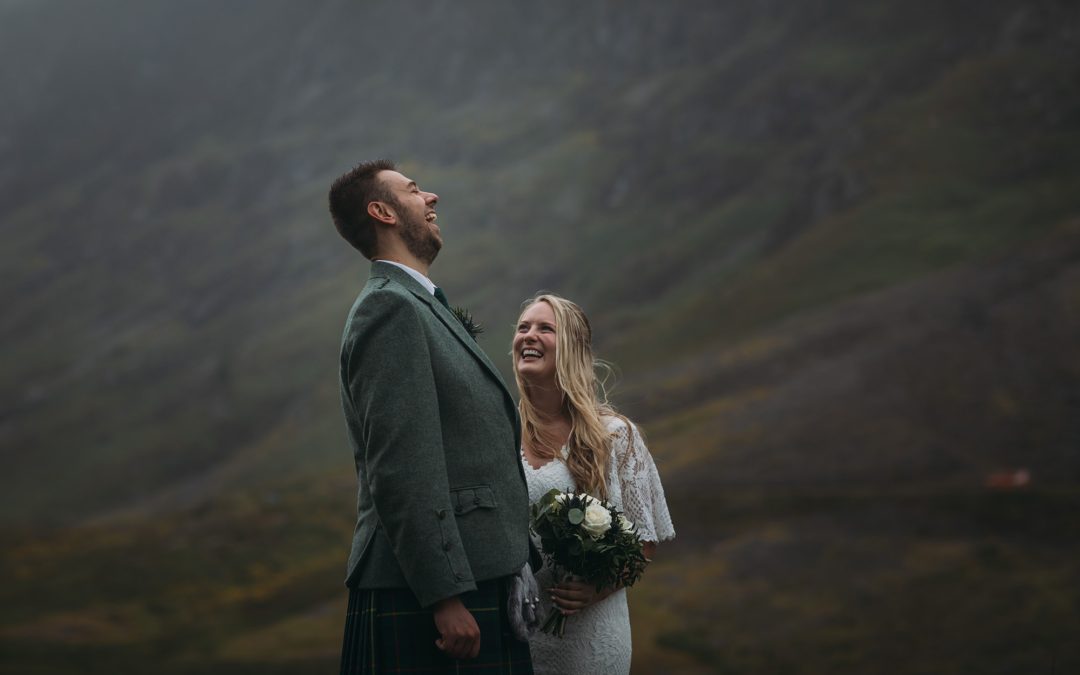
602,414,634,434
602,415,642,450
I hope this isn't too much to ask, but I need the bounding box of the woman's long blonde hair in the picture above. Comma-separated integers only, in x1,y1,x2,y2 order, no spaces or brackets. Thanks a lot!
514,294,619,500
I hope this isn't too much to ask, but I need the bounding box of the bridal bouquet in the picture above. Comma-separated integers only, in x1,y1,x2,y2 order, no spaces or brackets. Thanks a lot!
530,488,649,637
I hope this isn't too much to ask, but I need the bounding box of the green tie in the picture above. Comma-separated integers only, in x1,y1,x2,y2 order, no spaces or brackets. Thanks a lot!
433,287,451,310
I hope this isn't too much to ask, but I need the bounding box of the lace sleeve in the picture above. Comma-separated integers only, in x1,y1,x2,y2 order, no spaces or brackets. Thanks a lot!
609,419,675,543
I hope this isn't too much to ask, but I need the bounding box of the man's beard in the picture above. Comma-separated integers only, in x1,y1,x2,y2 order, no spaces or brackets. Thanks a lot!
399,208,442,265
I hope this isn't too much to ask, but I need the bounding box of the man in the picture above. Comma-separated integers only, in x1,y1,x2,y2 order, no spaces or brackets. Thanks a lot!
328,160,534,674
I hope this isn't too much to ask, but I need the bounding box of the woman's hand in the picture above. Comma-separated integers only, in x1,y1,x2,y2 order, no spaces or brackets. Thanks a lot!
549,542,659,615
549,579,615,615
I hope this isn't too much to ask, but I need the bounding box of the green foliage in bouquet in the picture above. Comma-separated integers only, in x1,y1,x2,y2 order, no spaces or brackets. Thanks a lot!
530,488,649,636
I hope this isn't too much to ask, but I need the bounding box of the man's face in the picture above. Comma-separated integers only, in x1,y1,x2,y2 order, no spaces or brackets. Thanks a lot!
378,170,441,264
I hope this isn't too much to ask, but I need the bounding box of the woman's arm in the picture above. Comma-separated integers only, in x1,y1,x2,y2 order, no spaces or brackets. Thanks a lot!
550,417,673,614
643,540,657,562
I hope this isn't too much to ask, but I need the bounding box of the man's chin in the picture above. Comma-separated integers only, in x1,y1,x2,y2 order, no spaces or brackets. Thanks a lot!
404,239,441,266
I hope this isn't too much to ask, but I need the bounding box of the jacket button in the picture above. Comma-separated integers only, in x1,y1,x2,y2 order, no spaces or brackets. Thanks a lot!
443,542,452,551
437,509,447,520
473,497,481,505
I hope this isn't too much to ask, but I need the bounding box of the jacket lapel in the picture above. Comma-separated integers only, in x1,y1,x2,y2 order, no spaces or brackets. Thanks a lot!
369,262,517,407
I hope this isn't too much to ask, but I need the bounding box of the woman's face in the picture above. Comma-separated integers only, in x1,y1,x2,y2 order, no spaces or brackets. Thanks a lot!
513,301,558,385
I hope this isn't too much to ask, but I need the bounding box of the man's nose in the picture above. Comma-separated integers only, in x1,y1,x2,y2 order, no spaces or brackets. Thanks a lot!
425,191,439,205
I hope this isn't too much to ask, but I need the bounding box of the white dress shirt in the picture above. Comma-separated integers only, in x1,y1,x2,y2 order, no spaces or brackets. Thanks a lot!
375,259,437,296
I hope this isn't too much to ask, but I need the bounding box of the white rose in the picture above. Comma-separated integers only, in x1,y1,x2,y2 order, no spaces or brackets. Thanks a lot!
581,503,613,538
617,514,634,533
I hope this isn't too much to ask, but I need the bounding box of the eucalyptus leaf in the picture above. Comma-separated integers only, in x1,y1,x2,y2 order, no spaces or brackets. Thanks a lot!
568,508,584,525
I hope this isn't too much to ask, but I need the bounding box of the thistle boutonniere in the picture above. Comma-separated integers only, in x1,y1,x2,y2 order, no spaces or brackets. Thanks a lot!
451,306,484,341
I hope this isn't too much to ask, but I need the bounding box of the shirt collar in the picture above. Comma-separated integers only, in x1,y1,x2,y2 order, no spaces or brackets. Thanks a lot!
374,259,437,296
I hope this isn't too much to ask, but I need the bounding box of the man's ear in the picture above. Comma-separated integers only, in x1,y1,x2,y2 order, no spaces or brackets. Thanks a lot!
368,200,396,225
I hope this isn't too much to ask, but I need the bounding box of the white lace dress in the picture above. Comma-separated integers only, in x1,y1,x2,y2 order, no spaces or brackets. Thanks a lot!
523,417,676,675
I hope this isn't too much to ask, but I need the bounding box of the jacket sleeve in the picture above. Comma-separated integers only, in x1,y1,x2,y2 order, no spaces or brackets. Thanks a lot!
344,288,477,606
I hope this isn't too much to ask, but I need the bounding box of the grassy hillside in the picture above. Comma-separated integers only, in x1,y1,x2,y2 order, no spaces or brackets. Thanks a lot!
2,0,1079,672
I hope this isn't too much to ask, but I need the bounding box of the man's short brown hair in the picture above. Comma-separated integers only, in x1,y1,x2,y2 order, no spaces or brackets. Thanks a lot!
328,159,397,259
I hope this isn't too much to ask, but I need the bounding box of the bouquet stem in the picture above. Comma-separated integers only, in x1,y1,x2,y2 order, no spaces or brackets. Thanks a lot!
540,607,567,637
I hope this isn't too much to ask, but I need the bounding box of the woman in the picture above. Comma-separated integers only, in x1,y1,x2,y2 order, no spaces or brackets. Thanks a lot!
512,293,675,675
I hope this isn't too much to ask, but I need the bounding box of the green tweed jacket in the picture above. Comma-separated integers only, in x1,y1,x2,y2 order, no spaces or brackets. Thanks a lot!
339,261,531,607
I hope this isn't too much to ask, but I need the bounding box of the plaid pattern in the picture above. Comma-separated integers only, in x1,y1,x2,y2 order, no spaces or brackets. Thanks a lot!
340,577,533,674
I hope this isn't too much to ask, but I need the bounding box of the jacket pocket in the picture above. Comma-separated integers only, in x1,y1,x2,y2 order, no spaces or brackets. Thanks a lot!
450,484,497,515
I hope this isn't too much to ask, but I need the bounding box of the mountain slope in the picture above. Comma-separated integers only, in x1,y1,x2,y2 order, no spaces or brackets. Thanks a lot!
2,2,1080,670
3,0,1077,523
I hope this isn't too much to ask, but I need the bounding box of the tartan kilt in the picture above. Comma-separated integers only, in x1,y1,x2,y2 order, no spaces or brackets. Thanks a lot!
340,576,533,674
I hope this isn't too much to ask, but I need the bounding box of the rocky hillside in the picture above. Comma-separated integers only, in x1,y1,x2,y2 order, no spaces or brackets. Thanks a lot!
2,1,1079,672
